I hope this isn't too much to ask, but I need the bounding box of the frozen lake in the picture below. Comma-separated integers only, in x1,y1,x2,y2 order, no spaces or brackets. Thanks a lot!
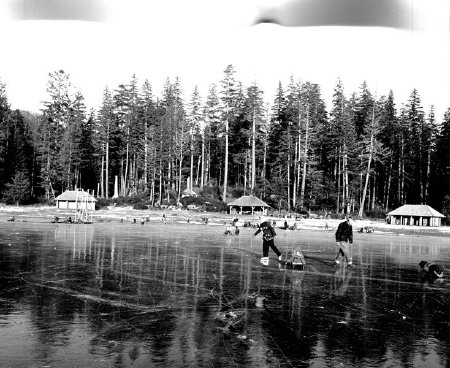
0,221,448,367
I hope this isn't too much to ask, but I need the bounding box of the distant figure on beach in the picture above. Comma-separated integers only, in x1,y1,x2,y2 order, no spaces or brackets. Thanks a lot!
419,261,444,282
162,214,166,224
224,225,240,235
224,225,234,235
253,216,282,266
334,215,354,266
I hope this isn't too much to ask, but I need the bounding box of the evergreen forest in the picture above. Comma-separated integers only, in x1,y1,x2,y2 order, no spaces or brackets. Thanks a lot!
0,65,449,220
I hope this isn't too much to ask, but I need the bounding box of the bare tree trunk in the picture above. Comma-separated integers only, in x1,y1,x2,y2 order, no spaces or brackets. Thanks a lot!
144,120,148,186
200,131,205,188
287,124,291,212
222,118,229,202
243,150,248,196
159,138,163,205
358,107,376,218
105,139,109,198
196,157,200,186
262,129,267,198
300,108,309,209
384,157,392,211
251,106,256,194
359,161,372,218
336,147,341,214
345,169,350,213
190,136,194,191
424,145,431,203
296,137,301,204
100,149,104,198
371,171,376,210
292,137,298,209
124,126,129,196
400,132,405,205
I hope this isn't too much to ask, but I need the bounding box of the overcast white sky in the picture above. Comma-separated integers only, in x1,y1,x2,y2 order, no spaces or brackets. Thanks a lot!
0,0,448,120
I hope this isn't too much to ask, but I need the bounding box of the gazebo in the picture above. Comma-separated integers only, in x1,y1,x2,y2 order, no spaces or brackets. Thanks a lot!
55,190,97,211
227,195,270,216
387,204,445,227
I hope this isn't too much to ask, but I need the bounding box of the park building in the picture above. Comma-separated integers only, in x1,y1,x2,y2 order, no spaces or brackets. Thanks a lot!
387,204,445,227
227,195,270,216
55,189,97,211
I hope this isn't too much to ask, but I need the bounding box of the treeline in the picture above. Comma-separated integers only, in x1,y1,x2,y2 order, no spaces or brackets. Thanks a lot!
0,66,449,218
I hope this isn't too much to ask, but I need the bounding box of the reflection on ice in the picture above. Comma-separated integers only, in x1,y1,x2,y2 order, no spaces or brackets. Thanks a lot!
0,222,448,367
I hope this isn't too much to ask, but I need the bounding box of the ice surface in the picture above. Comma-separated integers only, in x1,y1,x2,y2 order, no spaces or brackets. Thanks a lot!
0,222,448,367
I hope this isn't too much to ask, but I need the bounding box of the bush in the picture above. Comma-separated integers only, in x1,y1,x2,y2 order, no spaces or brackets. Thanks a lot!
204,198,227,212
95,197,111,210
200,186,220,200
365,205,386,219
229,187,245,199
180,196,205,208
133,202,149,210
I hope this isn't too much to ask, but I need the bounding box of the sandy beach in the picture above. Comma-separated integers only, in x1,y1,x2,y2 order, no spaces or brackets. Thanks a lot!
1,204,449,238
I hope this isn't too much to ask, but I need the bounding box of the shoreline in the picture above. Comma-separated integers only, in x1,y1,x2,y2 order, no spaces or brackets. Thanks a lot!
1,205,449,238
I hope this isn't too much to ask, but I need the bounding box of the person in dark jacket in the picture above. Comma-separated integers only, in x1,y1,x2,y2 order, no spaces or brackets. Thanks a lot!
253,216,282,265
419,260,444,282
335,215,354,266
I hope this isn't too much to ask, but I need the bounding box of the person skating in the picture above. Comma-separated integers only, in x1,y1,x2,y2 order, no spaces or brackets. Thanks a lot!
253,216,282,266
335,215,354,266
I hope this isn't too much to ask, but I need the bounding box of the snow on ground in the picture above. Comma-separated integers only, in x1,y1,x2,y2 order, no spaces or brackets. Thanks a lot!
0,204,449,237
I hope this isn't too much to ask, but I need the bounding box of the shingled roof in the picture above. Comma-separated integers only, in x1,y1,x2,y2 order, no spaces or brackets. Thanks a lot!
387,204,444,217
55,190,97,202
227,195,269,208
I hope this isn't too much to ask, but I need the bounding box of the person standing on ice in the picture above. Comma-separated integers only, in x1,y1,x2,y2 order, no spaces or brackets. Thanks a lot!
334,215,354,266
253,216,282,266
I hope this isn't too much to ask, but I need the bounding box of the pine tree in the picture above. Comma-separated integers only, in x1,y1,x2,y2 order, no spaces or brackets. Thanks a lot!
378,90,398,210
187,86,203,191
328,79,356,214
203,83,221,188
39,70,82,198
358,97,386,217
429,108,450,214
0,110,34,202
404,89,425,203
0,80,10,195
97,87,117,198
219,65,238,202
2,171,30,205
354,81,374,138
140,80,157,201
298,82,327,211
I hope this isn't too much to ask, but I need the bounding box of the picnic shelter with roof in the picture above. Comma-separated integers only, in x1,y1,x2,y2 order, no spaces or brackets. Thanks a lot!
55,190,97,211
386,204,444,227
227,195,270,215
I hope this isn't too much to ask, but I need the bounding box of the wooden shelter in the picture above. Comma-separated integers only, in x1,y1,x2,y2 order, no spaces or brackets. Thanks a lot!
227,195,270,215
387,204,444,227
55,190,97,211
